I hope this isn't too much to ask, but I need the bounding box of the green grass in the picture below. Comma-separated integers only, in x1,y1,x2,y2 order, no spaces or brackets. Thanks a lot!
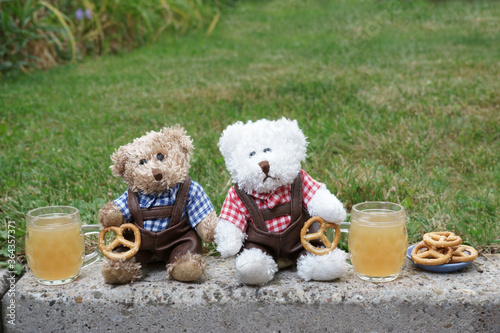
1,0,499,268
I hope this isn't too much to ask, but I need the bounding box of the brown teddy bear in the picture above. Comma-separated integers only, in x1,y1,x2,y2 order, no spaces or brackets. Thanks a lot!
98,125,217,284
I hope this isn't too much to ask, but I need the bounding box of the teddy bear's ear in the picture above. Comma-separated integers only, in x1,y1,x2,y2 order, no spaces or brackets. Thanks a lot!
110,146,129,178
285,118,305,140
274,117,307,144
218,121,245,158
163,125,194,156
272,117,308,158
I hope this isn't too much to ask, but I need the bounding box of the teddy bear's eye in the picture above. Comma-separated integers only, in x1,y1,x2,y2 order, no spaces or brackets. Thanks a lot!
139,159,147,165
263,148,272,153
156,153,165,161
249,151,256,158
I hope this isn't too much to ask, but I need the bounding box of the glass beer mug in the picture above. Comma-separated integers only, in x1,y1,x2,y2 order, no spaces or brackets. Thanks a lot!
346,201,408,282
26,206,101,285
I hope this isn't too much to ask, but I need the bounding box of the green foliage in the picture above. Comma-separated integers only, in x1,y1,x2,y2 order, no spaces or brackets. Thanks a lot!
0,262,24,275
0,0,221,76
0,0,39,75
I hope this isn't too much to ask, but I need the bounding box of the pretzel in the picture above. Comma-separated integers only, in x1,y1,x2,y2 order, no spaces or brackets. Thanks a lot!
411,241,453,265
300,216,341,256
423,231,462,248
99,223,141,260
450,245,478,263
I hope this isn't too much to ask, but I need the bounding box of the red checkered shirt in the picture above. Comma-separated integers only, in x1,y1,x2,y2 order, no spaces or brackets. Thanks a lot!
219,169,321,233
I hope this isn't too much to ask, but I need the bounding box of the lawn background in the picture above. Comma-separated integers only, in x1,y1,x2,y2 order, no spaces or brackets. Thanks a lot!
1,0,499,268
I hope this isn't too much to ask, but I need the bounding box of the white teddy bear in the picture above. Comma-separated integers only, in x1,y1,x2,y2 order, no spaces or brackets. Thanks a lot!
215,117,347,285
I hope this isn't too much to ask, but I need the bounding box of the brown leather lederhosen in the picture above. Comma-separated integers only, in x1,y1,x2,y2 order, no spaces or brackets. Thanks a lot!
125,176,201,267
235,173,312,264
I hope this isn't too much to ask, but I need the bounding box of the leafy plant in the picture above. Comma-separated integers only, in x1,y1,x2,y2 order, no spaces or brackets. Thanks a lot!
0,0,41,75
0,0,222,76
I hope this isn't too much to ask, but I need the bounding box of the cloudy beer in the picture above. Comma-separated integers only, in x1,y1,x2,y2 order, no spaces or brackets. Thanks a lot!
348,202,408,282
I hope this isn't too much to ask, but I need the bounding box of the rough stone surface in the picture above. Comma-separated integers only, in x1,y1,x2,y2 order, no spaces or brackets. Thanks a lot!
3,255,499,332
1,268,16,333
0,269,12,299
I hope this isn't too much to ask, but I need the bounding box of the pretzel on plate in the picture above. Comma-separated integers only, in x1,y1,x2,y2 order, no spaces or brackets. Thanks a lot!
99,223,141,260
411,241,453,265
300,216,341,256
423,231,462,248
450,245,478,263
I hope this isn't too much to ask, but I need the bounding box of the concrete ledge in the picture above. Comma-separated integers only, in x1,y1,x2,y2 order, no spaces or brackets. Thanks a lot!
3,254,499,332
0,269,15,333
0,269,12,301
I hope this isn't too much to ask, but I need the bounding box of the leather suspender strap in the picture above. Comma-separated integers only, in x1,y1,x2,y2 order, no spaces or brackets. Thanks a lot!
261,203,291,221
127,189,144,228
127,175,192,228
290,173,303,222
142,206,174,221
260,173,302,222
127,190,174,228
169,175,191,226
234,172,303,232
234,184,268,232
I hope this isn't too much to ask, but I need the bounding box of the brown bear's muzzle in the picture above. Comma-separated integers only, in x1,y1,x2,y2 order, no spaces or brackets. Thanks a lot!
152,169,163,181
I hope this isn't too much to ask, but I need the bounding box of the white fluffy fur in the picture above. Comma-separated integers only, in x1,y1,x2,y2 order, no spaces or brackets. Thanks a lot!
216,117,348,283
215,219,246,257
307,185,347,223
218,118,308,194
296,248,348,281
235,248,278,285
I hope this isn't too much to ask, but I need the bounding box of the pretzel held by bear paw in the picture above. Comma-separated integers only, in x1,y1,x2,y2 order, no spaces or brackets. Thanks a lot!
99,223,141,260
300,216,341,256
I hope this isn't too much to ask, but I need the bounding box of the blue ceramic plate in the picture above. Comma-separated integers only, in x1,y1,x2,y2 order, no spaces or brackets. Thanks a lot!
407,244,472,273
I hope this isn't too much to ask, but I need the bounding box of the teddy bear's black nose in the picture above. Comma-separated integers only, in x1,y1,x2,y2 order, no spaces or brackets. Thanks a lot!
259,161,270,175
152,169,163,181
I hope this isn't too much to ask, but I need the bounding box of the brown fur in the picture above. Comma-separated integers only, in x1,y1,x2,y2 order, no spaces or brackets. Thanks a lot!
166,251,205,282
98,125,216,285
196,210,218,243
101,258,142,284
110,125,194,194
98,201,124,228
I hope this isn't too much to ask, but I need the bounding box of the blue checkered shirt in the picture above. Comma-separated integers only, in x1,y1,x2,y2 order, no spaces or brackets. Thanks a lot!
114,180,214,232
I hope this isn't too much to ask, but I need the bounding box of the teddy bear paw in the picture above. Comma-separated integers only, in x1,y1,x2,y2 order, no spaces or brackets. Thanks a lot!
215,219,246,257
167,252,206,282
235,248,278,285
196,211,218,243
308,186,346,223
101,257,142,284
297,248,348,281
98,202,124,228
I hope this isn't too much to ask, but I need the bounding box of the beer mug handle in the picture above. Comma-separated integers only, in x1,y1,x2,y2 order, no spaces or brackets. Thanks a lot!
81,225,102,268
338,221,352,267
339,221,350,234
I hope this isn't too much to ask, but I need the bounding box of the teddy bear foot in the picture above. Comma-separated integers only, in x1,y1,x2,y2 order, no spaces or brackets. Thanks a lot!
167,252,205,282
101,257,142,285
235,248,278,285
297,248,348,281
